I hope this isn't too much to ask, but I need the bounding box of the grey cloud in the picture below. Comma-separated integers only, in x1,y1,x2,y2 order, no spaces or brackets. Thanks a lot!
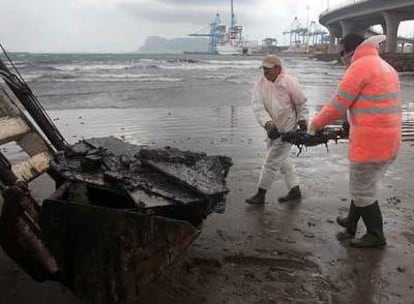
0,0,334,52
119,3,215,24
118,2,259,26
155,0,255,5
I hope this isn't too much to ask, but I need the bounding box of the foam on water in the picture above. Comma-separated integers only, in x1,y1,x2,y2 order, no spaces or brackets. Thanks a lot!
54,63,135,71
30,73,183,83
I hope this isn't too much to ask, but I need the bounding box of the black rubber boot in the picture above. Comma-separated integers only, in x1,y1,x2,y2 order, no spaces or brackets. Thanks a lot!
350,201,386,248
278,186,301,203
245,188,266,205
336,200,360,240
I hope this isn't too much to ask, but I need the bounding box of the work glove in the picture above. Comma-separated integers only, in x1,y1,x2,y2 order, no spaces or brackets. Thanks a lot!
308,122,317,136
264,121,280,139
298,120,307,131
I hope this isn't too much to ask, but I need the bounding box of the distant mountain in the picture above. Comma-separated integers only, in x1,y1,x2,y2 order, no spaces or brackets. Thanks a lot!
138,36,208,53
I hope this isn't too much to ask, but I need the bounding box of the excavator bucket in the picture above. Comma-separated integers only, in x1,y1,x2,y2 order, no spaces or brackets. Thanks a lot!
41,137,231,303
0,176,201,304
40,184,200,304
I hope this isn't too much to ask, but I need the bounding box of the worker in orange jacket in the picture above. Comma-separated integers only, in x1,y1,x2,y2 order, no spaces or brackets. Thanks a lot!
309,33,401,248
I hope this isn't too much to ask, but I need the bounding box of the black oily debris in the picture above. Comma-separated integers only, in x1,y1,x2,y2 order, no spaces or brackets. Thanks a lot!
281,128,348,156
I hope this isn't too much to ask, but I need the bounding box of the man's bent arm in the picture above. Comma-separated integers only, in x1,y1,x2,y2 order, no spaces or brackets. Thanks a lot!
311,63,365,130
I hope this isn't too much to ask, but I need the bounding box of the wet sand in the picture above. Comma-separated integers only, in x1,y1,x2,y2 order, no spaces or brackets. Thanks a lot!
1,106,414,304
133,139,414,304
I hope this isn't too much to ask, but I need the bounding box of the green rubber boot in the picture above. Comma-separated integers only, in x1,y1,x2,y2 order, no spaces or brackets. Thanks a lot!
350,201,386,248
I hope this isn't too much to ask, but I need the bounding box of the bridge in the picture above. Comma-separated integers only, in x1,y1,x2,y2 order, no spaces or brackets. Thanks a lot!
319,0,414,53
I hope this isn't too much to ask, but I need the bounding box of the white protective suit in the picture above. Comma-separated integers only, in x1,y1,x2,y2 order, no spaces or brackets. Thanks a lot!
350,161,391,207
251,72,308,191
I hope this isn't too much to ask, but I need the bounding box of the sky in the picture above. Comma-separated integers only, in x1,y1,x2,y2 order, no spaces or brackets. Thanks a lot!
0,0,413,53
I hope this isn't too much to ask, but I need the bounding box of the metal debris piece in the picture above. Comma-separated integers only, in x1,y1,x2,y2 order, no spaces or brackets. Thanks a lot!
50,137,232,221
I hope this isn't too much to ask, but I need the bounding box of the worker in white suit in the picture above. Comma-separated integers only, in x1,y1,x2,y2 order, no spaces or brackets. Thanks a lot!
246,55,309,204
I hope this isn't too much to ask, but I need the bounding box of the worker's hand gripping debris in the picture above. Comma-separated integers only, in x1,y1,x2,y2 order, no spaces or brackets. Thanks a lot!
297,119,307,132
264,120,280,139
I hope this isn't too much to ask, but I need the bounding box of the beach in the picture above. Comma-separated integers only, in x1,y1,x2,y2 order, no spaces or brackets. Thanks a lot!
1,53,414,303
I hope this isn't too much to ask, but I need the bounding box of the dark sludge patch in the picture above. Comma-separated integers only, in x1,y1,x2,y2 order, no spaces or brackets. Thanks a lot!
223,253,320,272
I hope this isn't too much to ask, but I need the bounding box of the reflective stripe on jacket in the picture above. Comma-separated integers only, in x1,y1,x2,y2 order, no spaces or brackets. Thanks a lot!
311,42,401,163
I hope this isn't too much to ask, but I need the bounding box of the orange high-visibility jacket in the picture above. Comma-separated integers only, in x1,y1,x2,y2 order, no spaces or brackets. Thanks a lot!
311,41,401,163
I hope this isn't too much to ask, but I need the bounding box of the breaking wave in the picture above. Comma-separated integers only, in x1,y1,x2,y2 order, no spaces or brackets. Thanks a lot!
29,72,183,83
20,57,261,84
